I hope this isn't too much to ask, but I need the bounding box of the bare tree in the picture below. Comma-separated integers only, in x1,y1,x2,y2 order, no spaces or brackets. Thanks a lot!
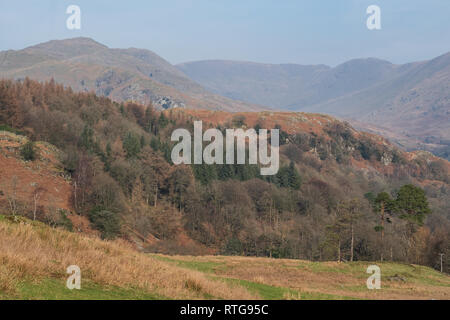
3,176,19,216
32,185,46,220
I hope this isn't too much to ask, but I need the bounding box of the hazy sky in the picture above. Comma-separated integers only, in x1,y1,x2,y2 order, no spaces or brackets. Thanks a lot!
1,0,449,66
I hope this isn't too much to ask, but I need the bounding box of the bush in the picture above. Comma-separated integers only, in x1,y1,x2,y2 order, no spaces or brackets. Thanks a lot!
0,124,24,135
20,141,36,161
44,209,73,231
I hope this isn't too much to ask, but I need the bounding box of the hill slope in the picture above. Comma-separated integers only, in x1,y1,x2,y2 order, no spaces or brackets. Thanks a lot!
1,215,449,300
0,38,263,112
1,78,449,276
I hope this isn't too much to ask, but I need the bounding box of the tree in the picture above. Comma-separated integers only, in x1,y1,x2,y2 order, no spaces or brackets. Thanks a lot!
326,199,362,262
89,208,121,240
158,112,169,129
79,125,94,151
275,162,301,190
394,185,432,262
2,176,19,217
395,184,431,226
32,185,46,220
325,216,347,262
374,192,395,261
287,161,302,190
339,199,363,262
168,166,194,211
122,132,141,158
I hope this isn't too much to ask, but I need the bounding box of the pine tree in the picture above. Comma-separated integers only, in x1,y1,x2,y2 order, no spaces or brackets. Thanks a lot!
288,161,301,190
374,192,394,261
122,132,141,158
395,184,431,226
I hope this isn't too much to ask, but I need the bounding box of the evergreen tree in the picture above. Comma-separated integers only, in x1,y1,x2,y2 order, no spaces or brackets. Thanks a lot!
123,132,141,158
80,125,94,151
287,161,302,190
395,184,431,226
374,192,394,261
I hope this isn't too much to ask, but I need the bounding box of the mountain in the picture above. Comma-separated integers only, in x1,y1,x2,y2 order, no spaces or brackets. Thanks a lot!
0,38,263,112
177,58,404,109
177,55,450,159
304,53,450,158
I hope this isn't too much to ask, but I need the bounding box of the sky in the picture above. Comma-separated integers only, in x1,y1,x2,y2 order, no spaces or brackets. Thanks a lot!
0,0,449,66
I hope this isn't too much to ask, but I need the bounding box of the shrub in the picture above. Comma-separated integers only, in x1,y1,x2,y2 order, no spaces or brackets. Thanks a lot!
20,141,36,161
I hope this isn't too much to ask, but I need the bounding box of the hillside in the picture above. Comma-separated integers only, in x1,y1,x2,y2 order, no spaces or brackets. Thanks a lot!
1,215,448,300
0,131,72,214
0,78,449,275
177,54,450,159
0,38,263,112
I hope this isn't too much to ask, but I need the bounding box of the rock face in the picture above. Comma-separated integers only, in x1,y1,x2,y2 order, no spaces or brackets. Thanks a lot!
154,97,185,110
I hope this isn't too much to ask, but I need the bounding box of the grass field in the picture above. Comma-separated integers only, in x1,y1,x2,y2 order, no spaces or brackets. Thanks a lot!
0,215,449,300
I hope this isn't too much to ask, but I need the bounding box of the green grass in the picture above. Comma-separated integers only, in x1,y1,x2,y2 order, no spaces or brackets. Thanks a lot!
223,278,353,300
14,279,163,300
151,255,228,274
151,255,356,300
226,278,295,299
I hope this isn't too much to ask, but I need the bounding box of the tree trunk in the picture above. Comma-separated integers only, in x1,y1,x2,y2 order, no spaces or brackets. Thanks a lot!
380,203,385,262
337,239,341,262
350,222,354,262
33,196,37,221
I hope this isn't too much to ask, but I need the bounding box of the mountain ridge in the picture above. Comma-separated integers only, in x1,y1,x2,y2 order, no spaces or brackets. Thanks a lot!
177,52,450,159
0,37,265,112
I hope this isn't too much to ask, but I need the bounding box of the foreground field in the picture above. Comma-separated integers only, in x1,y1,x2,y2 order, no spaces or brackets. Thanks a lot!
0,215,448,300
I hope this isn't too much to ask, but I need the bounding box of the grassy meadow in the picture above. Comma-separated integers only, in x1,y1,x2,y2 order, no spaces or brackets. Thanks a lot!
0,215,448,300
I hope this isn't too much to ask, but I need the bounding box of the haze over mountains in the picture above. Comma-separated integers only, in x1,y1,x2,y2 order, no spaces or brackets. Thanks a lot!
0,37,448,159
0,37,262,112
178,55,450,159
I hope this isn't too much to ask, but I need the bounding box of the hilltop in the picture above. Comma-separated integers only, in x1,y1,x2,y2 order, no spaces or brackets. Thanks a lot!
0,38,263,112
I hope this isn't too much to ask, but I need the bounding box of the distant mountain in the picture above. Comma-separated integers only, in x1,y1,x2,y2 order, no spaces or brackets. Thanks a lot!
177,58,404,109
177,54,450,159
0,38,263,112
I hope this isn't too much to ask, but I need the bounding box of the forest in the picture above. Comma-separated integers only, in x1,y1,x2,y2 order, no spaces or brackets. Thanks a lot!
0,78,449,272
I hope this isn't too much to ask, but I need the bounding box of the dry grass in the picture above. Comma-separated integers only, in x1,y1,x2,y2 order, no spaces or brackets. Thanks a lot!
1,216,448,300
165,255,450,300
0,217,256,299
